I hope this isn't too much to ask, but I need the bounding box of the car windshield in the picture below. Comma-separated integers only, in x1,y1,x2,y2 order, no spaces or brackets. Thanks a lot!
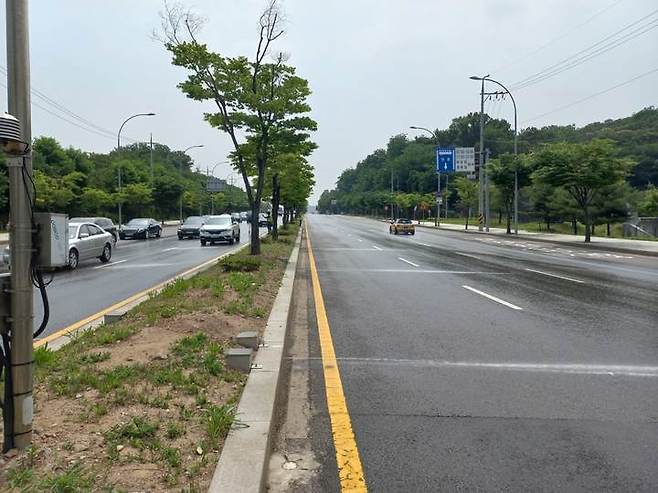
205,217,232,226
127,219,148,227
398,219,412,224
183,217,203,226
68,225,79,239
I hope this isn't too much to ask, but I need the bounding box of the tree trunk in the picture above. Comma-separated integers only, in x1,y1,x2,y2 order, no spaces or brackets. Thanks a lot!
506,207,512,234
572,218,577,235
465,207,470,230
607,222,611,236
250,200,261,254
584,208,591,243
271,173,280,241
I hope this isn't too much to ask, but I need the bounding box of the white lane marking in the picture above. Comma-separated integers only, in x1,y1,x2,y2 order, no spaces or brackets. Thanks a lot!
105,263,178,269
358,238,363,242
398,257,419,268
524,268,585,284
418,242,432,247
93,259,128,269
372,245,383,251
462,285,523,310
332,357,658,378
162,247,180,252
456,252,482,260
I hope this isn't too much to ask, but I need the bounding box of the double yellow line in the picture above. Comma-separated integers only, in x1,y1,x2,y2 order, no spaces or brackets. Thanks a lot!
305,223,367,492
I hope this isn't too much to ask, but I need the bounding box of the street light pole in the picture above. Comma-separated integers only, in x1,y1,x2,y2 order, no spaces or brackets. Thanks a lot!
206,161,229,215
470,75,518,233
117,112,155,227
178,145,204,222
410,126,440,226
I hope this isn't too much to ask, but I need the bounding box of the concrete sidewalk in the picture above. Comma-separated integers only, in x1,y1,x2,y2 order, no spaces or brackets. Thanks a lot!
415,220,658,256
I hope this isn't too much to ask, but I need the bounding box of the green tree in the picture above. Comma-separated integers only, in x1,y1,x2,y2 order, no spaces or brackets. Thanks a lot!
487,153,531,234
454,176,478,229
80,187,114,216
158,1,316,254
532,140,632,242
639,184,658,216
527,182,562,232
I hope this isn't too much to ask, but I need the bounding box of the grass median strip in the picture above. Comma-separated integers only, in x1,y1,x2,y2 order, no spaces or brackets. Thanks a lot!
0,224,299,492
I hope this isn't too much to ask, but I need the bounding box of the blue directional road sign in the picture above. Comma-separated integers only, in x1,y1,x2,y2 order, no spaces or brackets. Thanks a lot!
436,148,455,173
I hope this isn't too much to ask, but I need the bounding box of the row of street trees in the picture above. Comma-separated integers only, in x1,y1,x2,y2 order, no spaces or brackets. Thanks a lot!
0,137,248,224
319,108,658,242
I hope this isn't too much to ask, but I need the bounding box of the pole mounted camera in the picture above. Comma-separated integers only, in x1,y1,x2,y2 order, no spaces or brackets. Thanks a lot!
0,112,28,156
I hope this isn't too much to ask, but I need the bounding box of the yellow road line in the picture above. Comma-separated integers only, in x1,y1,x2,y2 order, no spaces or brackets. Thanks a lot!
34,250,238,349
305,223,367,492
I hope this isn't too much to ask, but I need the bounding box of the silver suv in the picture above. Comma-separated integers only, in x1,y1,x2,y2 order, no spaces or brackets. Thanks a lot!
199,215,240,246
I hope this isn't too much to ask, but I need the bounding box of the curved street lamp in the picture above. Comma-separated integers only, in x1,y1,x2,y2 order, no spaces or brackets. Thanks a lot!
469,75,519,234
116,112,155,227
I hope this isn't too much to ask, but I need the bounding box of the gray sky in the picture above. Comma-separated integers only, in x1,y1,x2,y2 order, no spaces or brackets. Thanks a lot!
2,0,657,204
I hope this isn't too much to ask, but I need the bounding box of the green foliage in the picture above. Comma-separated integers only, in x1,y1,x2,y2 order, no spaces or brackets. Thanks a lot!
639,185,658,216
205,404,236,447
532,139,632,241
219,255,261,272
159,3,316,254
0,136,249,223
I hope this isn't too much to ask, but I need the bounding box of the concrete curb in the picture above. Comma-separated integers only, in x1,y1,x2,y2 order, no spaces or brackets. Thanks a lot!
208,228,302,493
413,223,658,258
35,237,259,351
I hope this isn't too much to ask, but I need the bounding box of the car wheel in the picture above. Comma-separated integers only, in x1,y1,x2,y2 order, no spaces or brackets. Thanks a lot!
68,249,79,270
411,231,415,235
156,229,161,238
100,243,112,263
178,234,183,240
201,240,207,246
119,234,125,240
229,234,235,245
236,232,241,243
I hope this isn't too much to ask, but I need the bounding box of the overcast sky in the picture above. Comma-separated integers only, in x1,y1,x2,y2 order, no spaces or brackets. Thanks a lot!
1,0,657,203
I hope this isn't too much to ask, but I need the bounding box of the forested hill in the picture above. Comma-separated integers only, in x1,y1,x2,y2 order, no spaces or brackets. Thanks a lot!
317,106,658,214
0,137,248,224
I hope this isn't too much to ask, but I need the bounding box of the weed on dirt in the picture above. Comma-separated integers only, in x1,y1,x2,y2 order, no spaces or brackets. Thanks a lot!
0,224,299,491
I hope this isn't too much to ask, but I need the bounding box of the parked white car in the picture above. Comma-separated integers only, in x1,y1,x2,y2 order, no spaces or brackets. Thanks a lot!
68,222,113,269
199,214,240,246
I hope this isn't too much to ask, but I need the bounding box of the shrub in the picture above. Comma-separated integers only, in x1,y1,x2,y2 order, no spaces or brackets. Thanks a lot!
219,256,261,272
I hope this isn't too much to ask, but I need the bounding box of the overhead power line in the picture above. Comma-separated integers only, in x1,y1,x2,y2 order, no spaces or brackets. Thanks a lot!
0,64,137,144
522,66,658,124
492,0,625,75
510,8,658,91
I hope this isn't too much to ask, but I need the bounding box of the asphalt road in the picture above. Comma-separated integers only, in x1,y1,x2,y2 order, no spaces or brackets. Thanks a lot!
34,223,265,338
303,214,658,492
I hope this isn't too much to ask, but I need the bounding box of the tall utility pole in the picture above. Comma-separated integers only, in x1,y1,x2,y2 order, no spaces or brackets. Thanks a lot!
470,75,518,233
390,169,394,220
117,112,155,226
6,0,34,450
470,76,488,232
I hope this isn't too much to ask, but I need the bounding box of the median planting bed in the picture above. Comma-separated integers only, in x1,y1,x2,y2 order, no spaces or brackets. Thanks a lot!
0,224,299,492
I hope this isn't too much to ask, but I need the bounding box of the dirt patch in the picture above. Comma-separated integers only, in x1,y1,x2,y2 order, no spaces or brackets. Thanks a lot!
0,225,299,492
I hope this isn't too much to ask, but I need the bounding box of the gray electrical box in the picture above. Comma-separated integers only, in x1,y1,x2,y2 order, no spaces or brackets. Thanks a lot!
34,213,69,268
